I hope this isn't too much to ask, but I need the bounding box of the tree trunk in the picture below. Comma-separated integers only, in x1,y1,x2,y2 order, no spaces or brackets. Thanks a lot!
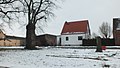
24,23,37,50
96,37,102,52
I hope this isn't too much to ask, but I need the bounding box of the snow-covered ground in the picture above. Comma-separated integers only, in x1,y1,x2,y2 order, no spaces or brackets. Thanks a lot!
0,47,120,68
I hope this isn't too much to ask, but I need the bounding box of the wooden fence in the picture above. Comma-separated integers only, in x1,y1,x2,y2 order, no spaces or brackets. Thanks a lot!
82,39,115,46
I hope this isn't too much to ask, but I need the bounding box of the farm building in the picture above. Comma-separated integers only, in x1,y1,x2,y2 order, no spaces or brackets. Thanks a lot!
36,34,57,46
113,18,120,45
0,29,25,46
59,20,91,46
0,29,5,39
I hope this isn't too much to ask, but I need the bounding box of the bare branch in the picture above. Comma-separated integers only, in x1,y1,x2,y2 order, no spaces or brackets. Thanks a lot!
35,0,43,15
0,0,18,4
99,22,112,38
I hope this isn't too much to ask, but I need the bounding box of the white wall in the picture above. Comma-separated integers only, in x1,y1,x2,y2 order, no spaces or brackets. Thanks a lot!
61,34,86,46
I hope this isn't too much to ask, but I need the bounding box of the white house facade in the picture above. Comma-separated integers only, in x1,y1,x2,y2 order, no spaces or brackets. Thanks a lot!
59,20,91,46
61,34,84,45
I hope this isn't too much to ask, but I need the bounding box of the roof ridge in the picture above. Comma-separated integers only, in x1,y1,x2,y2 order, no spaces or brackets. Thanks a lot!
66,20,88,23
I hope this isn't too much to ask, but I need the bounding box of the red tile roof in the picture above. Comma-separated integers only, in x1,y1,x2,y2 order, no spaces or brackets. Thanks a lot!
61,20,89,34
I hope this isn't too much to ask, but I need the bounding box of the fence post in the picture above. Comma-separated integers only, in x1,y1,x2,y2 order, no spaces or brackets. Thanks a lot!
96,37,102,52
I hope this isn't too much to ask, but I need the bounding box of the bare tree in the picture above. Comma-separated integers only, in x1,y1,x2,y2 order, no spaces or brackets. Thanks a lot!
99,22,112,38
23,0,59,50
0,0,60,50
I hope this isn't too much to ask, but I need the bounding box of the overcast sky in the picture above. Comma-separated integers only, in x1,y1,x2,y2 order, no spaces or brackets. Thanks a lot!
3,0,120,37
44,0,120,36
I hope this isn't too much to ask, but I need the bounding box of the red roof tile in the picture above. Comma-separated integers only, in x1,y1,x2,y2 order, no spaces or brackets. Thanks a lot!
61,20,89,34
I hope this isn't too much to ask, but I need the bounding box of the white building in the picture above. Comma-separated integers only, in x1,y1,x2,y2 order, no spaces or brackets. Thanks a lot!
59,20,91,46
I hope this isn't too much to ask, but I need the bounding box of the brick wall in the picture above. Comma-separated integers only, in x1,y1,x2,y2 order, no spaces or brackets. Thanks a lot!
36,34,57,46
113,30,120,45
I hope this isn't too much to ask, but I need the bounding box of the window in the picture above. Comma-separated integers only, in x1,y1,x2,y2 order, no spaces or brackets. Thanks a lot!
78,36,82,40
66,37,69,41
